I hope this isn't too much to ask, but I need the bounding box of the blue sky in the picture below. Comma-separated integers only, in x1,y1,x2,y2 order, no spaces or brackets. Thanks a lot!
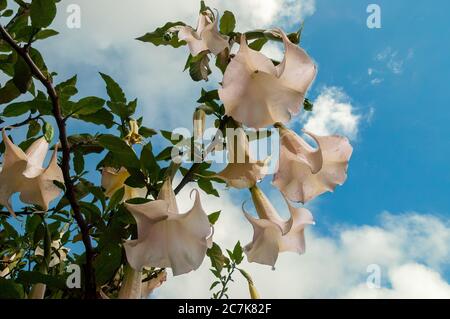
301,0,450,229
2,0,450,298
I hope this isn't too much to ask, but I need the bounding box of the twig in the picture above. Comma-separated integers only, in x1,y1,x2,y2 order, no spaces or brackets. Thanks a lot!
0,113,41,131
174,118,228,195
217,262,236,299
0,24,97,298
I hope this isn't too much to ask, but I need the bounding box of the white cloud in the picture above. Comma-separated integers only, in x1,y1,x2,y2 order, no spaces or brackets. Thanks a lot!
300,87,361,140
369,46,414,78
155,188,450,299
345,264,450,299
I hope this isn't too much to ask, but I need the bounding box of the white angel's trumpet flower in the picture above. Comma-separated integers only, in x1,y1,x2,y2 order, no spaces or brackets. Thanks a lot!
219,30,317,129
0,129,64,215
123,179,212,276
216,128,269,188
178,12,229,56
101,167,147,202
273,125,353,203
244,186,314,267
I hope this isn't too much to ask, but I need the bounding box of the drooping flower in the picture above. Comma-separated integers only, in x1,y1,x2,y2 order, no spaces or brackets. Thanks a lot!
244,186,314,267
273,125,353,203
124,120,144,145
123,179,212,276
219,30,317,128
101,167,147,202
0,129,64,216
216,128,269,189
178,12,229,56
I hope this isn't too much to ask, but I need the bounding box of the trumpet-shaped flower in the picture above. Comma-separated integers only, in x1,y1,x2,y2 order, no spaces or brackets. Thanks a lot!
273,126,353,203
244,186,314,267
216,128,269,189
124,179,212,276
0,129,64,215
178,12,229,56
101,167,147,202
219,30,317,128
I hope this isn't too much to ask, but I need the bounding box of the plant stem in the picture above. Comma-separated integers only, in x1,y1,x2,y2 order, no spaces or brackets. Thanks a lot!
0,24,97,299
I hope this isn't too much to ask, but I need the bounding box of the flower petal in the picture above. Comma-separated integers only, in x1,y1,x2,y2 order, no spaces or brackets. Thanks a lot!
157,178,179,213
278,205,314,254
276,30,317,94
0,130,28,215
178,25,208,56
19,148,64,211
124,190,211,276
243,211,282,267
216,128,269,188
23,137,49,178
243,195,315,266
199,13,229,55
219,36,304,128
102,167,145,202
273,130,353,203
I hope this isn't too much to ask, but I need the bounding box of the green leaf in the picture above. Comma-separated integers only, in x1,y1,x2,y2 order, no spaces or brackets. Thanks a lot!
30,0,57,28
99,72,126,104
0,80,20,104
207,242,226,273
98,134,140,169
187,52,211,82
1,9,13,17
304,98,313,111
198,178,219,197
55,75,78,102
94,243,122,285
197,89,219,103
155,146,173,161
34,29,59,40
232,241,244,264
140,143,160,182
77,108,114,128
138,126,157,138
0,278,24,299
209,281,220,291
13,55,32,93
73,96,105,115
3,101,32,117
106,187,125,212
219,11,236,35
136,21,186,48
43,122,54,142
27,120,41,138
208,210,221,225
248,38,268,51
0,0,7,11
73,150,84,175
16,271,67,289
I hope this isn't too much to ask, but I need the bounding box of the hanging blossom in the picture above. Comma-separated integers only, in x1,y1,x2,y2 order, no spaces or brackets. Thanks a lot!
101,167,147,202
123,179,212,276
244,186,314,267
0,129,64,216
219,30,317,129
273,124,353,203
178,11,229,56
215,128,269,189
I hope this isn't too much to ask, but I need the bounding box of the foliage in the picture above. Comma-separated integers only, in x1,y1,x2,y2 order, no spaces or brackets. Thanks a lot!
0,0,312,299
